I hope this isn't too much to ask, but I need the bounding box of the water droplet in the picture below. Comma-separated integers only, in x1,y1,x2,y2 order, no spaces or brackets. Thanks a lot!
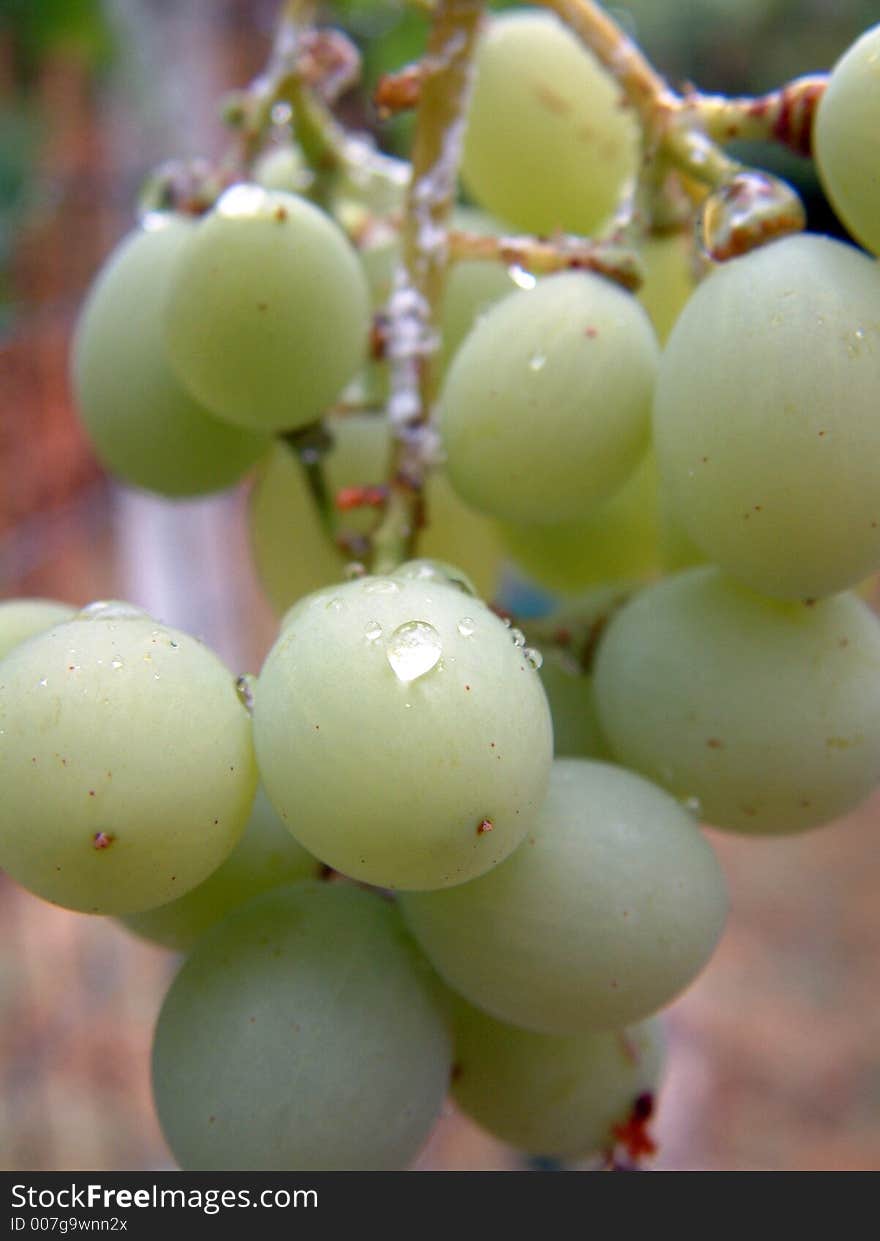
680,795,703,819
502,617,512,628
216,183,273,219
528,352,547,372
386,621,442,683
510,628,526,648
38,678,48,688
110,659,123,670
78,600,146,622
364,578,399,595
393,559,476,595
235,674,256,713
364,620,383,643
325,597,343,613
509,265,537,290
457,618,475,637
270,101,293,126
524,647,543,670
344,562,366,580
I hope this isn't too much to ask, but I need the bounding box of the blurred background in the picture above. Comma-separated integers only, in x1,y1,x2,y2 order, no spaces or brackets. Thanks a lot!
2,0,880,1172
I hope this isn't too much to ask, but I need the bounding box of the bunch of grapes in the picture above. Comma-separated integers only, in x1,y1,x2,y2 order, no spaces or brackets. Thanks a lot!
3,3,880,1171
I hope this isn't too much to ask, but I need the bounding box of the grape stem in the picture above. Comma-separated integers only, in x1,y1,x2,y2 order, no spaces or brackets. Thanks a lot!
371,0,487,575
537,0,825,183
447,228,644,291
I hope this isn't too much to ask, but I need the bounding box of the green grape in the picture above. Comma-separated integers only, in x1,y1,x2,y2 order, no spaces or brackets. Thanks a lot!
539,651,611,761
440,206,523,367
501,453,661,594
0,605,257,914
637,231,697,345
594,566,880,835
252,143,312,195
814,24,880,258
440,273,659,527
349,203,521,356
248,411,390,613
248,440,342,615
0,599,75,661
419,471,503,603
119,786,320,952
253,575,552,890
654,233,880,600
152,882,452,1171
460,9,638,237
401,758,726,1033
451,999,665,1160
249,418,502,614
165,185,370,432
391,558,478,598
72,218,269,496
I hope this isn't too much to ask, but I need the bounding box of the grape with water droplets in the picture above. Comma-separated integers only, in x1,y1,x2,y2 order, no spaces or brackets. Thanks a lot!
253,574,552,890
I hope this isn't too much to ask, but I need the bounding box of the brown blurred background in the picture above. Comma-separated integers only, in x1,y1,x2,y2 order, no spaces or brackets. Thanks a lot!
1,0,879,1172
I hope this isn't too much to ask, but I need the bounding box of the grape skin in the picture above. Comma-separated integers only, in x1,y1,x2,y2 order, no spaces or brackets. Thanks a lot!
0,611,257,914
152,882,452,1171
401,758,727,1034
440,272,659,527
814,23,880,258
0,599,75,662
72,218,269,497
501,452,661,594
594,566,880,835
654,233,880,600
165,185,370,433
460,9,638,237
119,786,320,952
451,999,664,1161
253,575,553,891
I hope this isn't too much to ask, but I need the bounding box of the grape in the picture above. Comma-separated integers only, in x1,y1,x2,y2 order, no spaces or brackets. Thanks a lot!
814,24,880,258
351,204,521,356
165,185,370,432
540,652,611,761
120,786,320,951
501,453,661,594
637,231,697,344
451,999,664,1160
594,566,880,835
0,599,75,661
253,575,552,890
440,206,523,367
152,882,452,1171
418,471,503,603
253,143,312,195
460,9,638,237
654,233,880,600
401,758,726,1033
248,412,390,614
440,272,659,527
0,605,256,914
72,218,269,496
249,419,502,614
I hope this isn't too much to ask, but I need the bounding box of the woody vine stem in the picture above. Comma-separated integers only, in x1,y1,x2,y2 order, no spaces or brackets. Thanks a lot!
217,0,830,583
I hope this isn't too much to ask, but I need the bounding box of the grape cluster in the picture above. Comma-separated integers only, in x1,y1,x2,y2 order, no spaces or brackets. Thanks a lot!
4,6,880,1173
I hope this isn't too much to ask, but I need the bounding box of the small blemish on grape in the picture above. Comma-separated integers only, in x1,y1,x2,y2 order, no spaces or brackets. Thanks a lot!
477,818,493,835
92,831,114,850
